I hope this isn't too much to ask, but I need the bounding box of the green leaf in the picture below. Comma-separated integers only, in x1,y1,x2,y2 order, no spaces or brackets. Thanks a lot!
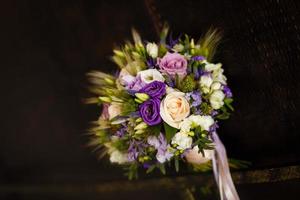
147,124,162,136
158,163,166,175
174,157,179,172
163,122,178,142
146,164,156,174
224,98,234,111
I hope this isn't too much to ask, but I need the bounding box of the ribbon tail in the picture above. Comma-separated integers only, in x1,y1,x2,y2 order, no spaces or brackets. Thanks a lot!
211,132,240,200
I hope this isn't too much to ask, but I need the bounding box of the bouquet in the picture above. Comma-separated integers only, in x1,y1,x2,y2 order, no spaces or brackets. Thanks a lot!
86,26,239,200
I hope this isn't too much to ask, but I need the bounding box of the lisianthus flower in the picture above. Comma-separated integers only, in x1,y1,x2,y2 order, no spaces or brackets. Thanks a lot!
139,81,166,98
137,69,165,84
158,52,187,78
139,98,162,126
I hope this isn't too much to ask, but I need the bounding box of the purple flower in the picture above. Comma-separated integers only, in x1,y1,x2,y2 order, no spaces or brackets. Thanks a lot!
139,81,166,98
139,98,162,126
125,75,146,92
128,139,148,162
223,85,233,98
191,55,206,61
186,91,202,107
147,133,173,163
158,52,187,78
115,124,126,137
147,58,157,68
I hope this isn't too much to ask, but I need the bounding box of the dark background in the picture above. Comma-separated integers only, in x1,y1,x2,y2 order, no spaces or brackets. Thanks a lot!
1,0,300,199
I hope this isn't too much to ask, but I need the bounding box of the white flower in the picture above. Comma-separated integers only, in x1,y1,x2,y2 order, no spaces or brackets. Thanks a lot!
189,115,214,131
109,150,128,164
204,63,222,72
185,146,214,164
199,74,213,94
108,103,122,120
211,82,222,90
212,68,227,84
171,132,193,150
180,118,193,133
146,42,158,58
137,69,165,84
180,115,214,132
118,69,134,85
210,90,225,109
160,91,190,129
172,44,184,52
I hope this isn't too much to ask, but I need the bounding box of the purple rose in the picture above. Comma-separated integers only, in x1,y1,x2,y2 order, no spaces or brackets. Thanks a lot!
139,81,166,98
139,98,161,126
158,52,187,78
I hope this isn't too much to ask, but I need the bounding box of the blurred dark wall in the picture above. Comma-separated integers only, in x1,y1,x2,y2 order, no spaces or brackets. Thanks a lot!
1,0,300,199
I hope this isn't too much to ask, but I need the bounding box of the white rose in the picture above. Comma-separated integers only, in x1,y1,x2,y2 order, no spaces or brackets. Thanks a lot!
189,115,214,131
210,90,225,109
108,103,122,120
171,132,193,150
138,69,165,84
185,146,214,164
160,91,190,129
109,150,128,164
146,42,158,58
199,74,213,94
205,63,222,72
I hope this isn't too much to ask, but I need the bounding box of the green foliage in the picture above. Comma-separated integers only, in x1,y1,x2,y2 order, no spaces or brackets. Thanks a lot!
146,124,162,136
121,98,138,116
200,102,213,115
179,75,197,93
163,122,178,142
124,162,139,180
195,28,222,62
224,98,234,111
216,106,231,120
174,156,180,172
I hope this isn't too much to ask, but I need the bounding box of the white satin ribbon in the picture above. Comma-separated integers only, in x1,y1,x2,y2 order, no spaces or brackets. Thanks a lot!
211,132,240,200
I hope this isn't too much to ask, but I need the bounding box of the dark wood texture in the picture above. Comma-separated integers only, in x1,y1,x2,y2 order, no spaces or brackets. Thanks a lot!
1,0,300,199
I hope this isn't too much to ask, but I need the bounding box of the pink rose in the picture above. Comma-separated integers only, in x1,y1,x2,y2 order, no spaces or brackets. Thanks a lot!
158,52,187,78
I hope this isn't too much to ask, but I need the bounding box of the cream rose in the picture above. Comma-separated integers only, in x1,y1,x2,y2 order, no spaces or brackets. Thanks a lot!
185,146,214,165
160,91,190,129
108,103,122,120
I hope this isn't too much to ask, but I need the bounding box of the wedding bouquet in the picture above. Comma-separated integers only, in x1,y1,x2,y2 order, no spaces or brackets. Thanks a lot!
86,26,239,199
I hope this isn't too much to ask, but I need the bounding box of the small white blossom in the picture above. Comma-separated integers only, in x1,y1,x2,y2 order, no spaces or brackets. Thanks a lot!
210,90,225,109
211,82,222,91
109,150,128,164
171,132,192,150
205,63,222,72
212,68,227,84
199,74,213,94
146,42,158,58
